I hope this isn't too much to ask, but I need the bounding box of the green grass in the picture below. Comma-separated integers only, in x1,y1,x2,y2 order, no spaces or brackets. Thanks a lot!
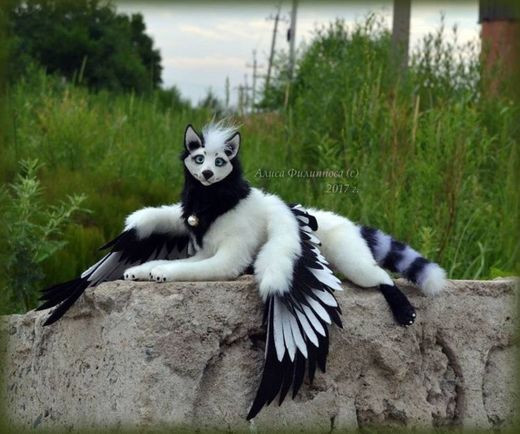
0,17,518,314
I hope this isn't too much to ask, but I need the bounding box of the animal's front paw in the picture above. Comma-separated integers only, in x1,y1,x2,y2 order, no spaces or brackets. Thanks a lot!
150,265,176,282
124,264,154,281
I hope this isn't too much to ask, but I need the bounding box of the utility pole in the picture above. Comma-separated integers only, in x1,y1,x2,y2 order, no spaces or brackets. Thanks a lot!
237,85,244,116
246,50,264,112
284,0,298,108
225,76,230,110
391,0,411,73
287,0,298,81
265,2,283,94
243,73,253,113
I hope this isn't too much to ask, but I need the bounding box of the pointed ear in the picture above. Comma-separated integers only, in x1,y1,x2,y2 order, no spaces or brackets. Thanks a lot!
224,132,240,159
185,124,202,152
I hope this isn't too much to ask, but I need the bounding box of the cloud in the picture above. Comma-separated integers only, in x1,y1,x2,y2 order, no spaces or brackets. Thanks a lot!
163,56,244,69
178,24,227,40
178,21,272,43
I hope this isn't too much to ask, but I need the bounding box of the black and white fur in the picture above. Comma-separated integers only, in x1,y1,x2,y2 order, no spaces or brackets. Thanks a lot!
37,122,446,419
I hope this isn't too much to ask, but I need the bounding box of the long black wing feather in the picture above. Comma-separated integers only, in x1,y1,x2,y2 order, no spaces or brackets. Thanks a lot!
247,205,343,420
37,228,189,326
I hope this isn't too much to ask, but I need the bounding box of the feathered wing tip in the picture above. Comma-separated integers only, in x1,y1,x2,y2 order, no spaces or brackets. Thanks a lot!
247,205,343,420
37,228,190,326
36,278,90,326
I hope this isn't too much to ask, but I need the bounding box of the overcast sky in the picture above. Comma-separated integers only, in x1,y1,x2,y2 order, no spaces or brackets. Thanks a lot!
116,1,479,106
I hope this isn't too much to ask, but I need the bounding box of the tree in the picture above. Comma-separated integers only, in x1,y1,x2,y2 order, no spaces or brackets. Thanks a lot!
198,88,224,116
6,0,163,92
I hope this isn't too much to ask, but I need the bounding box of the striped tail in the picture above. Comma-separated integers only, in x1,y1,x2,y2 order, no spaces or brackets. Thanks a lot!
360,226,446,296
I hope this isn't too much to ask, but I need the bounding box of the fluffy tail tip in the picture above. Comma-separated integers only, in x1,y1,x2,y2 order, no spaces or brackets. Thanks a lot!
419,263,447,296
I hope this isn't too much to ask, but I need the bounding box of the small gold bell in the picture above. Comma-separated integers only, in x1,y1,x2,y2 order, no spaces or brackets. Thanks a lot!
187,214,199,227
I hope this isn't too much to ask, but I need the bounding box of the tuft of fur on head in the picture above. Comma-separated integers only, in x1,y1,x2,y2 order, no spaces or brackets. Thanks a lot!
201,120,239,153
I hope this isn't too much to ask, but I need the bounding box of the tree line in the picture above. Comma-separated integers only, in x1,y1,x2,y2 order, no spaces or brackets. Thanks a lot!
4,0,162,93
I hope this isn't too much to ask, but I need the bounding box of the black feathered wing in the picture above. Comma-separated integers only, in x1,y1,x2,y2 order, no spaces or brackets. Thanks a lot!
247,205,343,420
37,228,189,326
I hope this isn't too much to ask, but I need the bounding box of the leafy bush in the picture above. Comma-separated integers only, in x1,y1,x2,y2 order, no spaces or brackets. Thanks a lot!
0,160,87,313
155,86,191,113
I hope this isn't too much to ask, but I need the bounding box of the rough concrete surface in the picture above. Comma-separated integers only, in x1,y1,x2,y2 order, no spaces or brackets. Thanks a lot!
1,277,518,431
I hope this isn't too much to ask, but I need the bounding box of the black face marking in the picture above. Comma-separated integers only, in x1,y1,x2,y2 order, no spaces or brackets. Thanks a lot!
187,141,201,152
184,124,204,153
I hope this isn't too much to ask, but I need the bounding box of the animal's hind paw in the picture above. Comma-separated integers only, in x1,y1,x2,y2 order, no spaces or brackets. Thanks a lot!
394,303,416,327
379,284,417,327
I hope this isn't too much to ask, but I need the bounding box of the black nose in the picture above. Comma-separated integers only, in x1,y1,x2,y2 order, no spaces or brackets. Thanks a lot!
202,170,214,180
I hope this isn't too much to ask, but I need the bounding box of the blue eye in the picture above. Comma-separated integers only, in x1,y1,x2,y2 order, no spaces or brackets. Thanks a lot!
215,157,226,167
193,155,205,164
